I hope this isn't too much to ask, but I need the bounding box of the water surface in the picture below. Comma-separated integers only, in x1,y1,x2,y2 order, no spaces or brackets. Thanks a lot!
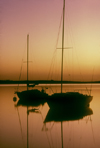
0,84,100,148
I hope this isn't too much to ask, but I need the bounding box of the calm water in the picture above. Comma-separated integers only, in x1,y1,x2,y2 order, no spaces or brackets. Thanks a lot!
0,84,100,148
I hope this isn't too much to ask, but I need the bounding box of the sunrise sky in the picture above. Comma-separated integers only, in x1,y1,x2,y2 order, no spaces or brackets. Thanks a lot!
0,0,100,81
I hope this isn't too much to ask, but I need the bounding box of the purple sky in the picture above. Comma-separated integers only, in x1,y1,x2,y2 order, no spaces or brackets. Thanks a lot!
0,0,100,81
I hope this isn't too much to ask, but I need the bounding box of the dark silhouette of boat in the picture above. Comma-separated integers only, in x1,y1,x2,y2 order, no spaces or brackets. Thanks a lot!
16,89,48,107
15,34,48,103
45,0,93,108
47,92,93,108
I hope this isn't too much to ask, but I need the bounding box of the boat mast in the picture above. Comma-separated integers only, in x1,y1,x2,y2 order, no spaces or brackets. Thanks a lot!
27,34,29,148
27,34,29,89
61,0,65,93
61,1,65,148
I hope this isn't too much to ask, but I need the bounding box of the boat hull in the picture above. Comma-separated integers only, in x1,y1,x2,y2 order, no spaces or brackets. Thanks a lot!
15,89,48,107
47,92,93,108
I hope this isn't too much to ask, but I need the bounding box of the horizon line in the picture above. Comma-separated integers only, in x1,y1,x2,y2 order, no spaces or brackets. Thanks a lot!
0,80,100,85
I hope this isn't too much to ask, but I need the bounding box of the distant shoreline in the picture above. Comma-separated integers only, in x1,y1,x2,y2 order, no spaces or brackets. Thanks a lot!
0,80,100,85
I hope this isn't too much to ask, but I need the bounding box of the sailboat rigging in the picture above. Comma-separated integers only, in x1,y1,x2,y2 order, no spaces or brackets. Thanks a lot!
46,0,93,108
15,34,48,106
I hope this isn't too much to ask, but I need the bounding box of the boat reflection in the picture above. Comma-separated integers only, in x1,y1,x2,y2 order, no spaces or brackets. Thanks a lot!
43,103,93,148
14,101,42,148
44,105,93,123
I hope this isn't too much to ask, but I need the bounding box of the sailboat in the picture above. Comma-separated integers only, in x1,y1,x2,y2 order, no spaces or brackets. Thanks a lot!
15,34,48,106
46,0,93,108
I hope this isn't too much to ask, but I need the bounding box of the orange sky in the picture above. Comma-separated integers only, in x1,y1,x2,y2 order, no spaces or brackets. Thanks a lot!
0,0,100,81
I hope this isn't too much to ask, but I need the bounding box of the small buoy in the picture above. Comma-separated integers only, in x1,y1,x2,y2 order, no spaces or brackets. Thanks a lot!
13,97,17,102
